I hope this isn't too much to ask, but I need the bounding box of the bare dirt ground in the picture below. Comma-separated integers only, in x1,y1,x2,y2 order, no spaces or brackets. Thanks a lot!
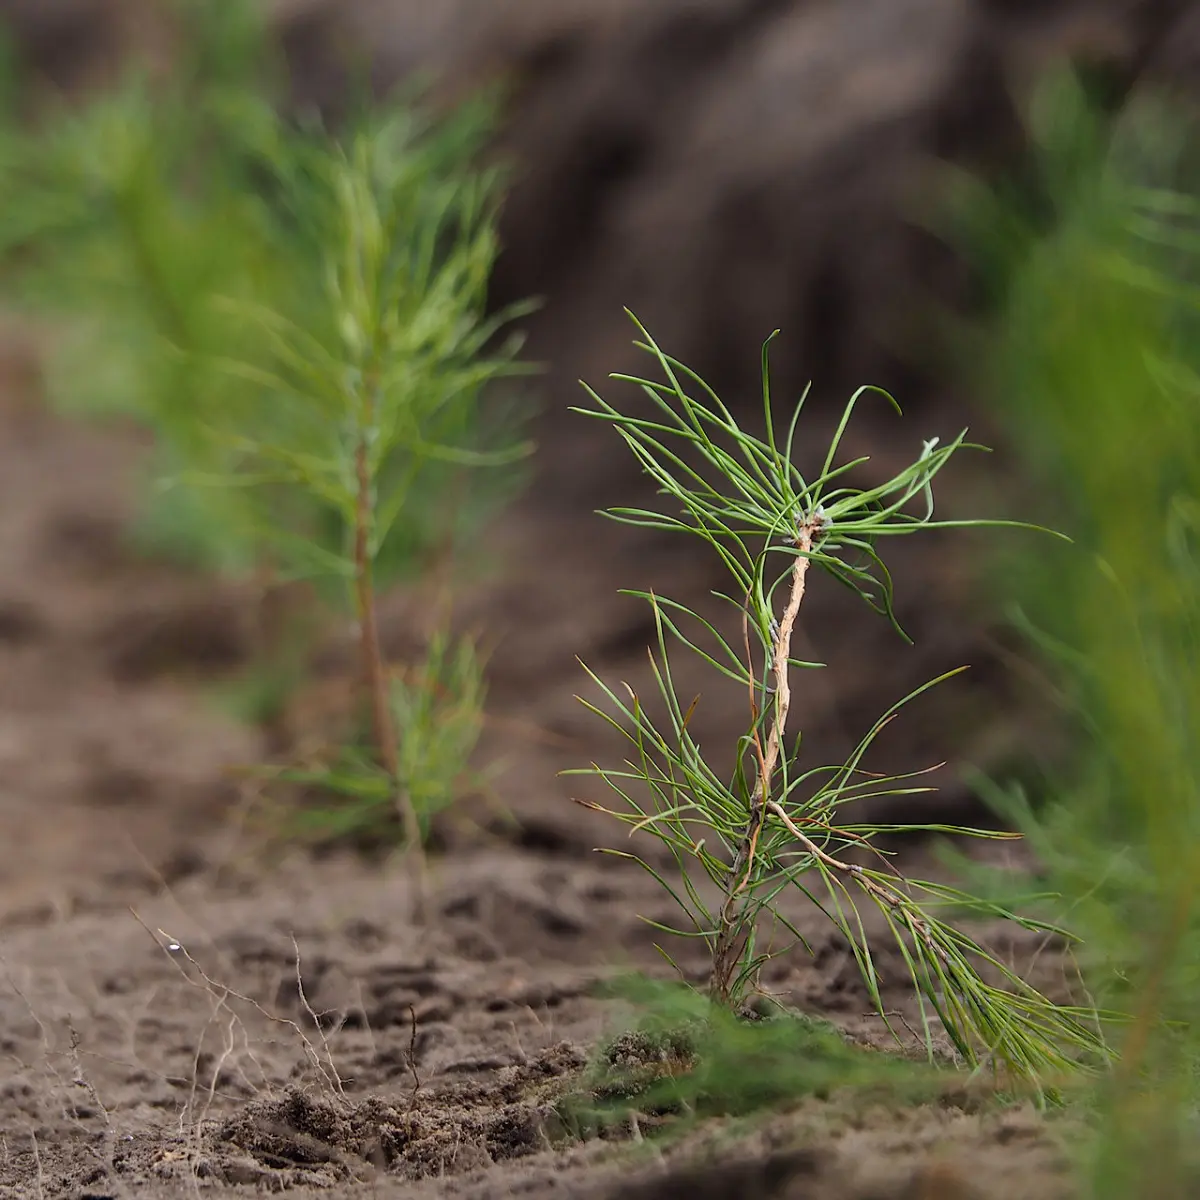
0,325,1081,1200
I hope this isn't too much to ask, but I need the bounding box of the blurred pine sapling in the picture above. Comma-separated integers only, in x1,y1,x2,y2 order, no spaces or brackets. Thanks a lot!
566,313,1110,1088
204,103,533,854
0,2,530,581
0,1,535,853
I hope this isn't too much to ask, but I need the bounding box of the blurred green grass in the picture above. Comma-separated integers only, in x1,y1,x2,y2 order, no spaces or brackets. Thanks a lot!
942,71,1200,1197
559,977,953,1142
0,0,529,589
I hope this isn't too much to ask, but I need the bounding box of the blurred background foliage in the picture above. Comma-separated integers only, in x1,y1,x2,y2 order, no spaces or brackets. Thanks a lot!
942,72,1200,1194
0,0,530,591
0,0,1197,1192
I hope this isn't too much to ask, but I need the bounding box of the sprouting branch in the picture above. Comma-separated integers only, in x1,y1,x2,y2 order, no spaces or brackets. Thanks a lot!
764,799,949,966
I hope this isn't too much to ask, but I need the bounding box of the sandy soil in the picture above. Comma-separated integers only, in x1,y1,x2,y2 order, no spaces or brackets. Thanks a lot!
0,315,1089,1200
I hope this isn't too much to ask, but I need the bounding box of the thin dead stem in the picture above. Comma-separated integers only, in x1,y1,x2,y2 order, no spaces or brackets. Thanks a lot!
710,522,815,1001
190,1013,237,1165
406,1003,422,1109
292,936,346,1090
29,1131,44,1200
3,956,127,1197
131,910,347,1106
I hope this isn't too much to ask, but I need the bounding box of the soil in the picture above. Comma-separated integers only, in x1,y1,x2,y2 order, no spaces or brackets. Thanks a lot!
6,0,1194,1195
0,313,1074,1200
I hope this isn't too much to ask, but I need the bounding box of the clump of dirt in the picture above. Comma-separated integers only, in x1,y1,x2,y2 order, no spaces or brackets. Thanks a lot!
210,1042,588,1185
209,1088,368,1187
561,1023,703,1141
608,1146,828,1200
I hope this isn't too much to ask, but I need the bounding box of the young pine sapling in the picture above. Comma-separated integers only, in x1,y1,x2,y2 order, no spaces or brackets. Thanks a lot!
567,314,1108,1087
0,6,534,859
201,109,533,862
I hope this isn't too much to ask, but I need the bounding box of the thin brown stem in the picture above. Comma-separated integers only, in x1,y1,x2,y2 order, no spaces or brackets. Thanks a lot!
354,442,398,777
354,435,426,909
710,522,815,1002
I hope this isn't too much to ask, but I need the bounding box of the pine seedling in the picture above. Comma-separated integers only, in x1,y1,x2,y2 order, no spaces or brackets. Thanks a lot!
566,313,1109,1087
0,16,534,857
193,107,533,860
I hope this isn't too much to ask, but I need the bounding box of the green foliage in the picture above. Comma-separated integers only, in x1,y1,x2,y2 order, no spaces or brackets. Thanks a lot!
391,628,489,841
0,1,285,568
0,0,532,587
940,71,1200,1196
566,312,1109,1088
265,628,488,848
562,977,950,1138
185,99,533,596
